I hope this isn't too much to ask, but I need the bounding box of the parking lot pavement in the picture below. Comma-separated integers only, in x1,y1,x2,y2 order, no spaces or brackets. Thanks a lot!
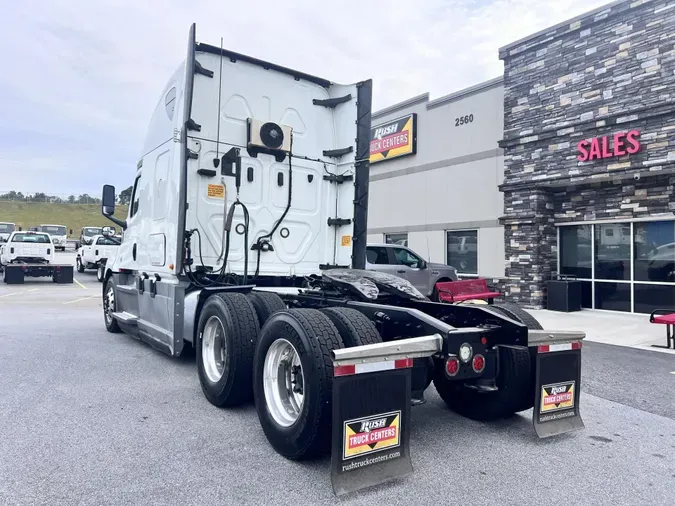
1,296,674,505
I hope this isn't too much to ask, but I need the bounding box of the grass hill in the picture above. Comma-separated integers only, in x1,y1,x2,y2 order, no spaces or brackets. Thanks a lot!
0,201,129,237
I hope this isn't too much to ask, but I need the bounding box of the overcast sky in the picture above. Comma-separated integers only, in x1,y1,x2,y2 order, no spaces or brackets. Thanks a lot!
0,0,611,196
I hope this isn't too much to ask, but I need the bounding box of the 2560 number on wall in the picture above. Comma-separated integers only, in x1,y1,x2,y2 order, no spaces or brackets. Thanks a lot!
455,114,474,126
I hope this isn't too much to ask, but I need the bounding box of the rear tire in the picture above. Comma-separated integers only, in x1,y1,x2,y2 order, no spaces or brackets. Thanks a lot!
103,278,121,333
76,257,85,273
319,307,382,347
247,291,287,327
490,303,543,411
196,293,259,407
490,302,543,330
253,309,344,460
434,345,532,421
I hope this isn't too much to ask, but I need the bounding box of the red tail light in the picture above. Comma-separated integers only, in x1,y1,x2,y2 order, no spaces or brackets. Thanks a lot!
472,354,485,373
445,357,460,377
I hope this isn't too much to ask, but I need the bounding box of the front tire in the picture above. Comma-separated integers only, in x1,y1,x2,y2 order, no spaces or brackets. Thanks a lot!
253,309,344,460
103,278,121,333
196,292,259,407
76,257,85,273
96,263,105,282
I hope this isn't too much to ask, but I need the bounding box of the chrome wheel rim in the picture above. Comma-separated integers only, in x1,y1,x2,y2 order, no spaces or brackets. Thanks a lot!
104,285,115,325
263,338,304,427
202,316,227,383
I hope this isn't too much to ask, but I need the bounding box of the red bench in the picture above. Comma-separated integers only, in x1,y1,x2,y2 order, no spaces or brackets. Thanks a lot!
649,310,675,349
435,279,501,304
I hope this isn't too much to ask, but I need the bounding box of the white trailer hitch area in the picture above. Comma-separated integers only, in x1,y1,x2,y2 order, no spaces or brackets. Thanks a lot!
329,329,585,496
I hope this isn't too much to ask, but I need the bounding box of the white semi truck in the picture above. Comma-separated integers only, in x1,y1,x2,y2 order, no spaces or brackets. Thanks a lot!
99,24,586,495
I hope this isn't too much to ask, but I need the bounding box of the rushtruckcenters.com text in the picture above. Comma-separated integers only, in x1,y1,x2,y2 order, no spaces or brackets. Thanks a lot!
341,451,401,472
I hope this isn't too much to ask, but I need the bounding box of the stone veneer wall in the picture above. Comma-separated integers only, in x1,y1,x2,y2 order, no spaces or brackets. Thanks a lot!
498,0,675,308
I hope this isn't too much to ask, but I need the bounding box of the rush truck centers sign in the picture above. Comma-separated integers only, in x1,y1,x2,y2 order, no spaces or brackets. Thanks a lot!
577,130,641,161
370,113,417,164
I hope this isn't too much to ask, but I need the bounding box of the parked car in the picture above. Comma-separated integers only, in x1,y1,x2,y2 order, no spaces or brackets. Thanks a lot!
366,243,458,299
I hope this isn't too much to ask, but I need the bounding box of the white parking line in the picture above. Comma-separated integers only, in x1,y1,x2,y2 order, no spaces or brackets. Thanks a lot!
0,288,39,298
62,296,98,305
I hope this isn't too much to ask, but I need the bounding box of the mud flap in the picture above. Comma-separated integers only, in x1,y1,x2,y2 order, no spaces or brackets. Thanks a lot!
331,359,413,496
533,342,585,438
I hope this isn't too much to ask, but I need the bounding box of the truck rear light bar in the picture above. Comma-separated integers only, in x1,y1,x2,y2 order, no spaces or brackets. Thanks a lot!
331,329,586,368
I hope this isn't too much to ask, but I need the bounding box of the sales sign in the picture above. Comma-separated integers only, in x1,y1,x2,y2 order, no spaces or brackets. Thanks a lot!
369,113,417,164
577,130,641,161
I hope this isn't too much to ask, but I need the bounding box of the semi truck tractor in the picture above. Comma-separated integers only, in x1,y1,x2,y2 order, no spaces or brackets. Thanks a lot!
99,24,585,495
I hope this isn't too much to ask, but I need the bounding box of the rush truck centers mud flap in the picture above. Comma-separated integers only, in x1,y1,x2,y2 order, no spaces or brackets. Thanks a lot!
330,356,414,496
530,332,585,438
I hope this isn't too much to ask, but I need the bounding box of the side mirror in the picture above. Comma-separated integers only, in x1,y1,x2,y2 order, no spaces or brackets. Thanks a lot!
102,184,116,216
18,226,22,231
420,260,427,269
69,229,73,235
101,184,127,230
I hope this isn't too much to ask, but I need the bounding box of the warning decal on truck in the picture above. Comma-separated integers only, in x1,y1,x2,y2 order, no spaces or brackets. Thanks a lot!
540,381,575,413
369,113,417,164
207,184,225,199
343,411,400,460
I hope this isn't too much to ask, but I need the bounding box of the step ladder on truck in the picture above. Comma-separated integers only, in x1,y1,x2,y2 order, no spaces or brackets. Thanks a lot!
98,23,586,496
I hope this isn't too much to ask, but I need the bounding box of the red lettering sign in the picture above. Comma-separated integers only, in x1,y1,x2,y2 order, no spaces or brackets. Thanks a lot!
577,130,641,161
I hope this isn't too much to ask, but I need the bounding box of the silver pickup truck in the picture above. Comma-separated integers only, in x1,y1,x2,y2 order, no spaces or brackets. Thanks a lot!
366,243,458,300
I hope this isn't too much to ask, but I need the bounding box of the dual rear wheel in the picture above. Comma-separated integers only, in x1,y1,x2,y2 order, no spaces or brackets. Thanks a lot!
195,293,383,460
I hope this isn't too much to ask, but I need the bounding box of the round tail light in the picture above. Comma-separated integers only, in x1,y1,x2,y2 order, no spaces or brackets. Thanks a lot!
445,357,460,377
472,354,485,373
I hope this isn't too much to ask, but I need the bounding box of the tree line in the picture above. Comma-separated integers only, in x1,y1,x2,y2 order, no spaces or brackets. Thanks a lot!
0,187,133,205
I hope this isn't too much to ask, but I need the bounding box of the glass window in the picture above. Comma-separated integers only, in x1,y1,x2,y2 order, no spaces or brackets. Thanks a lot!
580,281,593,309
12,233,50,243
365,246,390,265
634,221,675,282
96,236,120,246
595,282,631,312
130,174,142,218
559,225,592,279
447,230,478,275
595,223,630,281
391,247,423,268
384,233,408,247
634,284,675,314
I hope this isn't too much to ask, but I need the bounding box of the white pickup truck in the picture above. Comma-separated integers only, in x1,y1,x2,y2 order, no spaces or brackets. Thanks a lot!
0,230,73,284
76,234,120,282
36,224,69,251
0,222,17,243
0,230,54,267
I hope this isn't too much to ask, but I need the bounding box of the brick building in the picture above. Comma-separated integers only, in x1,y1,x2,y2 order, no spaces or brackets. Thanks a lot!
499,0,675,312
366,0,675,312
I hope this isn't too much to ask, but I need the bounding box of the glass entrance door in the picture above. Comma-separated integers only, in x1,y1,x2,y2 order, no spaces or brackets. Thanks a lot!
558,220,675,313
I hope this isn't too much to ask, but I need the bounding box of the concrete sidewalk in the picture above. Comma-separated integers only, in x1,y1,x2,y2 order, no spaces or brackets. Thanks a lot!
527,308,675,355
